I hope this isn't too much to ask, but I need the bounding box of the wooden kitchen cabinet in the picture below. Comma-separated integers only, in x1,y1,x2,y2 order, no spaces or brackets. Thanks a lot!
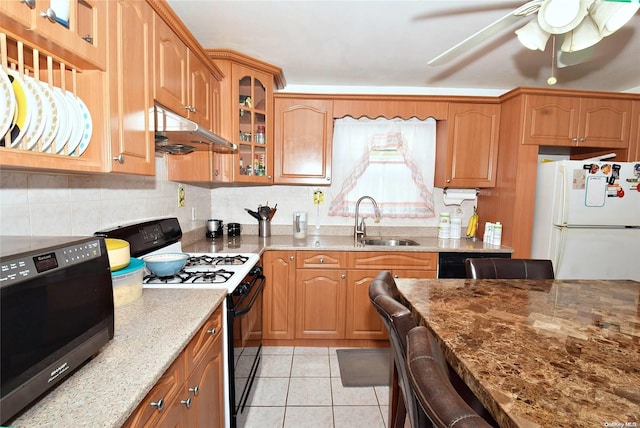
107,0,155,175
124,305,224,428
346,252,437,340
274,96,334,185
154,15,213,130
522,94,631,148
262,251,297,340
295,268,347,339
208,50,285,184
435,102,500,188
0,0,107,69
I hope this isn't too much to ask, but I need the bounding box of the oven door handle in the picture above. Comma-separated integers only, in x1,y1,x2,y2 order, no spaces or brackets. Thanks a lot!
232,274,265,317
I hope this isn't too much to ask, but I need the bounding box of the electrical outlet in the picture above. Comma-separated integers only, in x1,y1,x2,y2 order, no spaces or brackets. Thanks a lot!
191,207,197,221
313,190,325,205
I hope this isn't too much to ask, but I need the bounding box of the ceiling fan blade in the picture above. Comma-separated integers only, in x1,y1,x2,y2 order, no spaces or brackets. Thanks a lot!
428,0,545,66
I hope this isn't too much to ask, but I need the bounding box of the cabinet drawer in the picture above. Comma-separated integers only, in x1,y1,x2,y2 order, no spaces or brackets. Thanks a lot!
123,354,185,427
297,251,346,269
184,306,223,372
348,252,437,270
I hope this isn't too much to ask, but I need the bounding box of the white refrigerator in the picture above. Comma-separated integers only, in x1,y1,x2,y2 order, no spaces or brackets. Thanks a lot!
531,160,640,281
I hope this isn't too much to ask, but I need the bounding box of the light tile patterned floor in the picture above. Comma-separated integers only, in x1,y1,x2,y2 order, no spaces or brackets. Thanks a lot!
236,346,390,428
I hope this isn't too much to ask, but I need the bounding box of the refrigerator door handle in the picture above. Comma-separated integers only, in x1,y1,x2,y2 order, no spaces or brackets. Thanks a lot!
554,228,567,276
557,165,569,226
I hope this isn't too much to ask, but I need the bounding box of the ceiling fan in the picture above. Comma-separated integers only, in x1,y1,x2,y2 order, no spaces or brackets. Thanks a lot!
428,0,639,76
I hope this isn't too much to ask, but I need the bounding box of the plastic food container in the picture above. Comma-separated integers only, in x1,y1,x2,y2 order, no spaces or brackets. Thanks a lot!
105,238,130,271
111,257,144,307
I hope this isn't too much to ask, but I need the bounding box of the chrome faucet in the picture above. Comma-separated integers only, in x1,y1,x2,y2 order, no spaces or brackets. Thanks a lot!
354,196,381,244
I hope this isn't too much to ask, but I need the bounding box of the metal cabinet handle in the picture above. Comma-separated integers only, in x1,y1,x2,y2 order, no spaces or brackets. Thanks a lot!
150,399,164,411
579,137,586,142
184,105,196,113
206,327,216,335
113,154,125,164
181,397,192,408
189,385,199,396
40,8,56,22
20,0,35,9
572,137,578,142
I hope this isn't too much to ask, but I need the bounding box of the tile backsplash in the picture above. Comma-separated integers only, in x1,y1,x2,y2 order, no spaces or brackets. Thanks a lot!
0,158,211,236
0,158,476,237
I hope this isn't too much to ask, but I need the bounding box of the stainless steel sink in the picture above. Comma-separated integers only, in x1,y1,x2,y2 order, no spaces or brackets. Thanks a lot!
360,238,420,246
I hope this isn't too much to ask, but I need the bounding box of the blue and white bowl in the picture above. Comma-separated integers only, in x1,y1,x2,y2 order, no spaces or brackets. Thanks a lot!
142,253,189,277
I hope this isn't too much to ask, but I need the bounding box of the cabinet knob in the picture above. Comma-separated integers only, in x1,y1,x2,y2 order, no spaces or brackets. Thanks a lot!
206,327,216,335
319,258,324,264
189,385,199,396
150,399,164,411
447,179,451,183
40,8,56,22
184,105,196,113
113,154,125,164
579,137,586,142
572,137,578,142
289,256,295,261
341,274,346,279
326,177,331,181
181,397,192,408
394,274,399,279
20,0,35,9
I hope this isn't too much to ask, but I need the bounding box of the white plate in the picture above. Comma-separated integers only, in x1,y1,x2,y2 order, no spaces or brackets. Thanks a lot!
37,82,60,152
64,91,83,155
22,76,47,151
52,88,71,154
7,69,33,148
0,68,15,143
69,95,92,157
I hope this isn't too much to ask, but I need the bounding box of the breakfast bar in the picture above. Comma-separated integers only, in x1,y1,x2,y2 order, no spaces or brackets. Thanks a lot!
395,278,640,428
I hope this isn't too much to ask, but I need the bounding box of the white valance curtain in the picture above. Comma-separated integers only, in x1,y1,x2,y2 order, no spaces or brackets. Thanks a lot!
329,117,436,219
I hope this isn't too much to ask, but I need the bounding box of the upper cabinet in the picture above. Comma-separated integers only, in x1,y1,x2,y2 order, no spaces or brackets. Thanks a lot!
522,93,632,148
153,15,213,131
435,102,500,188
0,0,107,70
108,0,154,175
207,50,285,184
274,96,333,186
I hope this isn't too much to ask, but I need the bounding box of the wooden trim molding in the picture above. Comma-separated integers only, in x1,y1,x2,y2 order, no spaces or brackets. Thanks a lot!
206,49,286,89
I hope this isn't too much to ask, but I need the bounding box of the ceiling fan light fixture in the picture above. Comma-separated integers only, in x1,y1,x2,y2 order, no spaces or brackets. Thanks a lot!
590,0,640,36
560,14,603,52
516,20,551,50
538,0,593,34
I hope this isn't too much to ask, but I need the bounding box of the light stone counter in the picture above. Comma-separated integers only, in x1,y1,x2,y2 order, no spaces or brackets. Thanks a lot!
10,288,226,428
183,231,513,255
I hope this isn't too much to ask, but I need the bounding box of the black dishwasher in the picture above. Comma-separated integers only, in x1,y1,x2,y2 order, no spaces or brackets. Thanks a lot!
438,252,511,278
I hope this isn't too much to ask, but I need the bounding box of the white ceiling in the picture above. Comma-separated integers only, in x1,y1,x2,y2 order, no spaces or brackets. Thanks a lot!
166,0,640,95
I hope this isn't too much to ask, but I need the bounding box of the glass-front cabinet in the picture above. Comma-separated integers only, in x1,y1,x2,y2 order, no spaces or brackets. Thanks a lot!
208,50,284,184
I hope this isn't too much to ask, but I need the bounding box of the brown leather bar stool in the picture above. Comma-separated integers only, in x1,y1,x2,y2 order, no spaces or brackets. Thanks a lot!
369,271,427,428
465,258,555,279
406,326,494,428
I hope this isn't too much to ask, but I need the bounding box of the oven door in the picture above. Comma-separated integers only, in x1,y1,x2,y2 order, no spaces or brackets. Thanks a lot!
227,265,265,426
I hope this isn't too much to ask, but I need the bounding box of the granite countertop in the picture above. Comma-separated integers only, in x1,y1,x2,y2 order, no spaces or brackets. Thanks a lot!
11,288,227,428
182,231,513,254
396,278,640,428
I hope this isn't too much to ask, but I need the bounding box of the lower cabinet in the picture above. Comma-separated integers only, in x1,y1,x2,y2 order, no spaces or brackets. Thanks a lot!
263,250,437,343
123,305,224,427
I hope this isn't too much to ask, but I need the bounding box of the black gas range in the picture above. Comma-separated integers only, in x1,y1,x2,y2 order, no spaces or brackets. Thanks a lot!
95,218,263,428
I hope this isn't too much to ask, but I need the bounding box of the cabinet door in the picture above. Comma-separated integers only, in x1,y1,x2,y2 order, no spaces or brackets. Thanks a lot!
123,355,185,427
262,251,296,340
109,0,154,175
274,98,333,185
579,97,631,148
523,95,580,145
346,269,387,340
347,252,438,271
436,103,500,187
154,15,188,115
167,150,212,182
186,329,224,428
295,269,346,339
188,50,213,130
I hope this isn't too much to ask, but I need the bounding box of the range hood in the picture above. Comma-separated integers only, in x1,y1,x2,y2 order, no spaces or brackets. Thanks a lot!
154,103,237,154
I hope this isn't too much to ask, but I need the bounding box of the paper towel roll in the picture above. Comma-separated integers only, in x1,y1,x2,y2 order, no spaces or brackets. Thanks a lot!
443,188,478,206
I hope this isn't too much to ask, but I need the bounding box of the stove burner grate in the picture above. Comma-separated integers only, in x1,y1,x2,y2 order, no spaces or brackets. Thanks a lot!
144,268,235,284
187,254,249,266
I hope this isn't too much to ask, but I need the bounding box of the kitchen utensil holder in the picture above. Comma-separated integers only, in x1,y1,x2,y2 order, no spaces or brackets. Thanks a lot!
258,219,271,237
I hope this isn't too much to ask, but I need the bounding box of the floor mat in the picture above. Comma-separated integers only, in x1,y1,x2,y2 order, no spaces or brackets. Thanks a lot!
336,348,391,387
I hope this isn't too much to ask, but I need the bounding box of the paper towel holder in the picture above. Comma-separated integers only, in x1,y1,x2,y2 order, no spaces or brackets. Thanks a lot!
443,188,479,206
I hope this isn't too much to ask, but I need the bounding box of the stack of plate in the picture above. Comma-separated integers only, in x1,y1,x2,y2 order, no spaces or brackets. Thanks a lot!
0,67,92,156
